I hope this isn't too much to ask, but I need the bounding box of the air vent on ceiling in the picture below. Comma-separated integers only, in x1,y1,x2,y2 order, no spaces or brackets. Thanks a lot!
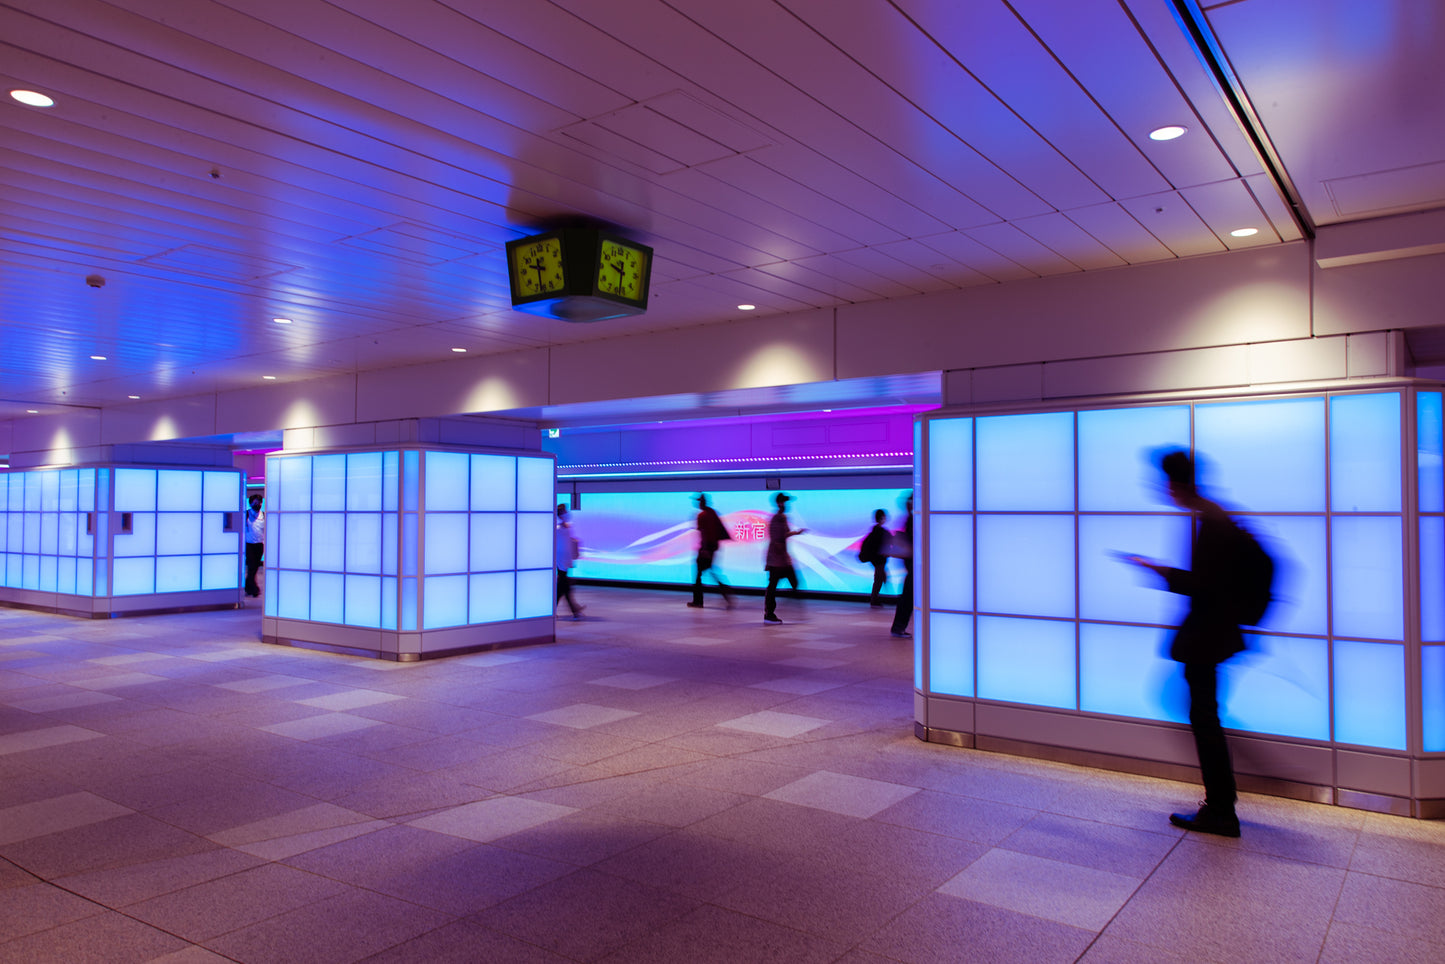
139,245,297,282
556,90,771,175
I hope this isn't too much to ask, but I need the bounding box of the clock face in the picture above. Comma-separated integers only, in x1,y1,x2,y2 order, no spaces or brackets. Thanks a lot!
596,239,648,301
512,236,565,297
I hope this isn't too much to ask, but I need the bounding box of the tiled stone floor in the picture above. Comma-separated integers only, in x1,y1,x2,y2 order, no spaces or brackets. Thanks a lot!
2,587,1443,963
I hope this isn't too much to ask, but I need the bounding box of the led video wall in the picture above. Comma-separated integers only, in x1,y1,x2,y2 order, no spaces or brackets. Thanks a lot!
566,487,913,595
263,449,555,632
2,466,244,604
921,390,1424,753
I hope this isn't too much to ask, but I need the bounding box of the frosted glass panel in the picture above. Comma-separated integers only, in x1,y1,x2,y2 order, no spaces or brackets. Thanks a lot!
112,557,154,595
277,514,311,570
156,514,202,556
40,472,59,511
1419,392,1443,513
470,514,516,571
401,514,418,577
39,556,56,592
312,455,347,511
156,556,201,593
977,616,1076,709
423,574,469,628
1080,623,1184,723
1078,406,1191,512
977,515,1074,618
1219,635,1329,740
57,559,75,594
1332,517,1404,640
1330,393,1401,512
1194,397,1325,511
471,455,517,511
1246,516,1328,636
424,513,469,574
469,572,515,623
278,570,309,620
515,568,552,618
381,576,397,630
517,458,555,512
311,572,344,624
516,513,554,571
203,514,239,554
312,513,346,573
346,514,382,574
928,419,972,511
382,515,398,576
1424,646,1445,752
202,554,235,590
403,451,420,512
59,471,77,511
40,514,57,554
928,514,972,612
401,577,417,630
114,469,157,511
928,612,973,696
976,412,1074,511
114,513,156,556
345,575,382,628
77,559,93,594
204,472,237,511
347,453,385,511
1423,517,1445,642
1333,640,1406,750
278,457,312,511
1079,515,1191,625
158,471,203,511
383,451,400,512
425,452,471,511
80,470,96,511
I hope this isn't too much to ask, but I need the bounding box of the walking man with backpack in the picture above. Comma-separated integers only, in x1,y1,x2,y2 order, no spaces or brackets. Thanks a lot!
1123,449,1272,838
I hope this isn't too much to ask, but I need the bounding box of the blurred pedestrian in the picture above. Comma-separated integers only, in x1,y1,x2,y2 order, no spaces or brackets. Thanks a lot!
859,508,889,607
889,494,914,638
763,493,805,624
554,504,584,619
689,494,733,609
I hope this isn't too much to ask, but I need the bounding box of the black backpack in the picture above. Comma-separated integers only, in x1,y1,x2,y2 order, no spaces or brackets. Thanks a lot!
1231,521,1275,627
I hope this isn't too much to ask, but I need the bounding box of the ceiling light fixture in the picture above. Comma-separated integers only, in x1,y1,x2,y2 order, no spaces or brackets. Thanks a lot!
26,409,39,414
90,354,107,360
1149,125,1188,141
451,347,467,353
127,394,141,399
1230,227,1259,237
738,304,756,311
272,317,293,324
10,89,54,108
262,375,277,380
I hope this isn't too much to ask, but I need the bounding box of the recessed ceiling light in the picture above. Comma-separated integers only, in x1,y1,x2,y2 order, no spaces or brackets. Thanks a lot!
26,409,39,414
90,354,107,360
1149,125,1188,141
1230,227,1259,237
127,394,140,399
262,375,277,380
738,304,756,311
10,90,54,108
272,317,293,324
451,347,467,353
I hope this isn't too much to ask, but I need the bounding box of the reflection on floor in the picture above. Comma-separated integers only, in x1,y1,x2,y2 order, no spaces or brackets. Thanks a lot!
2,587,1443,963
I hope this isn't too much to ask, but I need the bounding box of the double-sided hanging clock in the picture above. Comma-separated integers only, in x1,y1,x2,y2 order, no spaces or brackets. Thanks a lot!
505,227,653,322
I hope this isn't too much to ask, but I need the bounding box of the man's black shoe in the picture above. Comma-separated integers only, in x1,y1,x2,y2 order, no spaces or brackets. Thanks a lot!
764,613,782,623
686,602,704,608
1170,803,1240,837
